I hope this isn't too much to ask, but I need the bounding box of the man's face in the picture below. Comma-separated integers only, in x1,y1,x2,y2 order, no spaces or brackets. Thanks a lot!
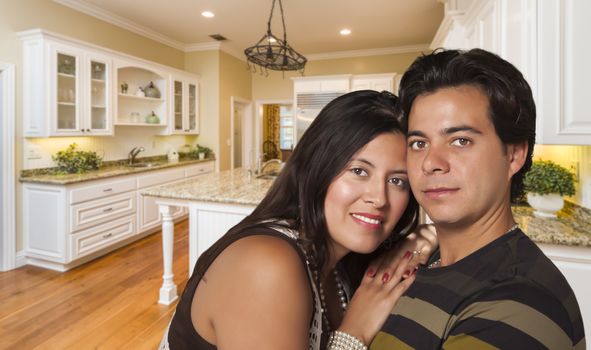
406,85,514,228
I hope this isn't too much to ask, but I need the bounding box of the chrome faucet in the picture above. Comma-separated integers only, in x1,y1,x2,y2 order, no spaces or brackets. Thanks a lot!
128,146,145,165
258,158,282,175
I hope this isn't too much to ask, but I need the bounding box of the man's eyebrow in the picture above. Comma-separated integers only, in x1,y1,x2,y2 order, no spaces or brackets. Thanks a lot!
407,126,482,138
407,130,426,138
443,125,483,135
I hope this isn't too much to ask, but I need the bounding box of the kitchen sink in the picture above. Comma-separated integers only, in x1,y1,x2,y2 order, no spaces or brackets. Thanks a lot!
127,162,163,168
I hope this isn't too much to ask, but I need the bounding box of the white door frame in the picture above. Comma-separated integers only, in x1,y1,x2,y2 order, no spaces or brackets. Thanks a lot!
254,99,292,164
0,62,16,271
230,96,253,170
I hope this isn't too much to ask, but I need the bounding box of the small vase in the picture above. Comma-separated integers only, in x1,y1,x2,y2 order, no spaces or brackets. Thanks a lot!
526,193,564,218
198,152,205,160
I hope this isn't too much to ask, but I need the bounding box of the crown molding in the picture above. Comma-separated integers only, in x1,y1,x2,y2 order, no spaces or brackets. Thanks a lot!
53,0,186,51
306,44,431,61
185,42,222,51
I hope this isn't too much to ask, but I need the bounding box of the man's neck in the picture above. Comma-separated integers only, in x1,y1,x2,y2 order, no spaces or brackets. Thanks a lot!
435,208,517,266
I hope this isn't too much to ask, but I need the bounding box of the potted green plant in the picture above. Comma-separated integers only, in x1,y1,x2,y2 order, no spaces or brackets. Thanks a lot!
523,159,576,218
52,143,103,174
195,144,212,160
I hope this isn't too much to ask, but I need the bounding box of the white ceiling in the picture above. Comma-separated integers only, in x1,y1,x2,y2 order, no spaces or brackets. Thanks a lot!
55,0,444,59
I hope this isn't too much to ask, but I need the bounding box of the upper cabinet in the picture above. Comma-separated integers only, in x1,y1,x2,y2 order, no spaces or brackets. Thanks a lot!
20,30,113,137
433,0,591,145
351,73,397,94
168,74,199,135
19,29,200,138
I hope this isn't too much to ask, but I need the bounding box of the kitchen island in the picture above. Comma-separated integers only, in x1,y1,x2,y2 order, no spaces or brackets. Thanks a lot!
140,168,273,304
143,167,591,340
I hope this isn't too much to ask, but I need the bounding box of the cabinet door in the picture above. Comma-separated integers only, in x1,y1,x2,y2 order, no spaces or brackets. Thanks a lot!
186,81,199,134
51,44,83,136
86,53,112,135
173,79,184,133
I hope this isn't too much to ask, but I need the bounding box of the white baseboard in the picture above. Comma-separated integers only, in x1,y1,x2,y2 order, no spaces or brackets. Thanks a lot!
15,250,27,268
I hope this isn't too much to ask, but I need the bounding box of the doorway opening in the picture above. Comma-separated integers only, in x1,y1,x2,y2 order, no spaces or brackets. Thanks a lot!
255,99,294,164
230,97,253,170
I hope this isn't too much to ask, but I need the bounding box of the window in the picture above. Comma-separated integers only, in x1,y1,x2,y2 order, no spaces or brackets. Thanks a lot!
279,105,294,150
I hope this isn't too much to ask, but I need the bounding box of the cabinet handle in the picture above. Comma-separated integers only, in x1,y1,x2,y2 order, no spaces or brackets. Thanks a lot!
86,129,91,132
103,233,113,238
103,188,113,192
81,129,84,132
103,207,113,212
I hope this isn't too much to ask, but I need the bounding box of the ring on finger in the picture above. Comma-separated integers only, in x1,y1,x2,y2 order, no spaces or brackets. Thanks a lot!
412,250,422,257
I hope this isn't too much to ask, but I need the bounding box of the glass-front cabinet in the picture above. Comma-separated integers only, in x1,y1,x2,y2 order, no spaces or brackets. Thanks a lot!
51,44,112,136
169,75,199,135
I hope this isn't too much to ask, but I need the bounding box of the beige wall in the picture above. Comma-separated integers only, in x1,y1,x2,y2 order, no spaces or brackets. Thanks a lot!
251,52,423,101
1,0,186,251
219,51,252,170
184,50,220,167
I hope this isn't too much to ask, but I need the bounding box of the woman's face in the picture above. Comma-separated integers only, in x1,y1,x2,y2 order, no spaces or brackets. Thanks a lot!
324,132,410,258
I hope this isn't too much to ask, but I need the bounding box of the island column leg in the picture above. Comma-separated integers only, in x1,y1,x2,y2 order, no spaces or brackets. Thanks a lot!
159,204,178,305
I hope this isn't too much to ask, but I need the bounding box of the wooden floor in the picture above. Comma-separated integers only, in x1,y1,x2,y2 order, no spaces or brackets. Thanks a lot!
0,220,189,350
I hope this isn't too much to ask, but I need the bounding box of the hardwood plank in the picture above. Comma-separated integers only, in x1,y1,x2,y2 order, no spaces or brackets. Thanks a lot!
0,219,189,349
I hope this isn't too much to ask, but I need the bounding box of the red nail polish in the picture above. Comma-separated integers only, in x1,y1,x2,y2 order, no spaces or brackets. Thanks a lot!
382,273,390,283
403,269,410,276
403,251,412,259
366,268,374,277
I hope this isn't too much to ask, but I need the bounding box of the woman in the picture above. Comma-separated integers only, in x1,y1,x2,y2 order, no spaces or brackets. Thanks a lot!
162,90,435,349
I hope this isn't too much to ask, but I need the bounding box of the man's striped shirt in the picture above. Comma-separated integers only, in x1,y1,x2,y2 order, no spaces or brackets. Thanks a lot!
371,229,585,349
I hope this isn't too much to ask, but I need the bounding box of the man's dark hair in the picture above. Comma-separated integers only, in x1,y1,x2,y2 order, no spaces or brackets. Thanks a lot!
398,48,536,201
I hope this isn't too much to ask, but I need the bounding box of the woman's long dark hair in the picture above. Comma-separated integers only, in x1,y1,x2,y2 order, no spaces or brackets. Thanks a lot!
196,90,419,287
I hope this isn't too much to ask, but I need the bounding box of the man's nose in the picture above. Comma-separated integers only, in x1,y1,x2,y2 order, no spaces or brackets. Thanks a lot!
421,145,450,175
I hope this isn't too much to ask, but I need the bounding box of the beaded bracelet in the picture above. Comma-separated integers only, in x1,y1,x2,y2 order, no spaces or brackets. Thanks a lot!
327,330,368,350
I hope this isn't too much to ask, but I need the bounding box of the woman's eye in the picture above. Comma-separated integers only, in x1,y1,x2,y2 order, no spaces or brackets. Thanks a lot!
451,138,471,147
388,177,408,189
351,168,368,176
408,140,426,150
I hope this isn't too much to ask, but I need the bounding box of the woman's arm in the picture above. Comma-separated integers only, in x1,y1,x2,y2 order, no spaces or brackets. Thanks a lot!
191,235,312,350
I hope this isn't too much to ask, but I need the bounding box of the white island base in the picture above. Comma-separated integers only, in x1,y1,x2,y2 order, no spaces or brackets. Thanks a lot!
156,199,255,305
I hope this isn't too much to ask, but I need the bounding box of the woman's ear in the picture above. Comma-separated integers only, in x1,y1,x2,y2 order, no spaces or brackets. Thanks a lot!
507,141,528,178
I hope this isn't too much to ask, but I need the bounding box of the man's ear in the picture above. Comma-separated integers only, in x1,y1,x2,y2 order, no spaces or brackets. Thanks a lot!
507,141,528,178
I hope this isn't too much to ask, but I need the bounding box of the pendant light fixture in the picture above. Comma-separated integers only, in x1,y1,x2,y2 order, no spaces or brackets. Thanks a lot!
244,0,307,75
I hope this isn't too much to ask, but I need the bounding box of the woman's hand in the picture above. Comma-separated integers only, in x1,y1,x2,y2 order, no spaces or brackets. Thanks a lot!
370,224,438,278
337,250,416,346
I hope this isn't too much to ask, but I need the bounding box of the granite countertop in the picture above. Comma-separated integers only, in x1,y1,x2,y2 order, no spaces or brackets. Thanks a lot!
19,156,215,185
142,167,591,248
141,168,273,206
513,201,591,247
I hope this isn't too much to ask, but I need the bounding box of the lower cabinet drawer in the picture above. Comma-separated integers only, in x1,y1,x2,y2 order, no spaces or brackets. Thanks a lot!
185,161,214,178
70,215,136,260
70,192,136,232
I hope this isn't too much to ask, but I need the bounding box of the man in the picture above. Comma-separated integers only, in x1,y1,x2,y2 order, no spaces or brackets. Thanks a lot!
371,49,585,349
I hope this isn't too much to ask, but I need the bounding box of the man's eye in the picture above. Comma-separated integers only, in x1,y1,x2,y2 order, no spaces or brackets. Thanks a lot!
409,140,426,150
451,138,471,147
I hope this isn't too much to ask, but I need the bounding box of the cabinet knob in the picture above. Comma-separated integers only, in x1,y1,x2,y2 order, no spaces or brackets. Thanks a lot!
86,129,91,132
103,207,113,212
102,233,113,238
103,188,113,192
81,129,84,132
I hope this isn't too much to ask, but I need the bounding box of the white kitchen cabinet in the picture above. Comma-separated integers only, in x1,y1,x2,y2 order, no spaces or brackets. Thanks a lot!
292,75,351,94
351,74,397,93
136,167,186,232
167,74,199,135
434,0,591,145
539,243,591,347
114,58,168,127
19,30,113,137
22,161,215,271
